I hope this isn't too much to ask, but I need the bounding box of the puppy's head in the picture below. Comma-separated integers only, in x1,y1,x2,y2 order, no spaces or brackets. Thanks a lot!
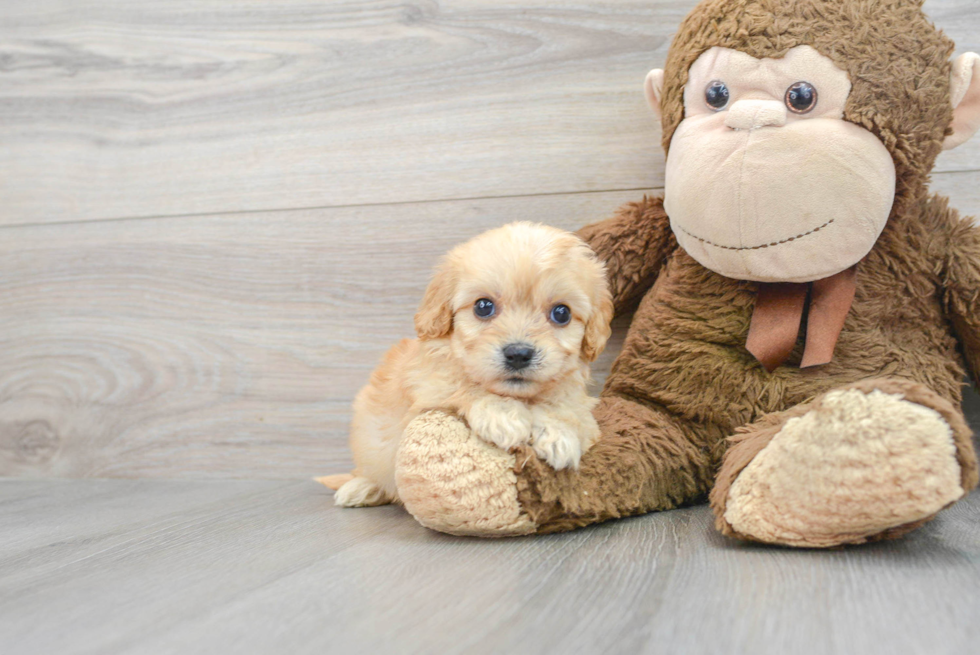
414,222,613,398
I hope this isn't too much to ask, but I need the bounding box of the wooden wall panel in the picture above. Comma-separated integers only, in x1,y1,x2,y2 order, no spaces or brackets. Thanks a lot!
0,0,675,225
1,0,979,479
0,0,977,226
1,173,978,479
0,190,640,478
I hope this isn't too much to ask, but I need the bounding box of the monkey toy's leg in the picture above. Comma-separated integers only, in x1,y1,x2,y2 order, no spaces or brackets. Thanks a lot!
395,391,724,537
711,378,979,548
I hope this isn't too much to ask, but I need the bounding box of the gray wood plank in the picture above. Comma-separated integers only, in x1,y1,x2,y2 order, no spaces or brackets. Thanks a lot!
1,478,978,655
932,169,980,223
1,0,978,226
0,190,642,479
1,173,978,480
0,478,284,563
0,0,675,226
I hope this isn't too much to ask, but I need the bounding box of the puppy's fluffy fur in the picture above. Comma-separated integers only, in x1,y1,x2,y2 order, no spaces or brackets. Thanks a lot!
322,222,613,507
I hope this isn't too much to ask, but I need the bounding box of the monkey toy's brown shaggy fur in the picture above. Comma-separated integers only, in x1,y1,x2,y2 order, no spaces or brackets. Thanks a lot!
389,0,980,547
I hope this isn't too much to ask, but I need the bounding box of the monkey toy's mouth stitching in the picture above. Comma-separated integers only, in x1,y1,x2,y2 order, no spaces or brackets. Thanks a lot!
677,218,835,251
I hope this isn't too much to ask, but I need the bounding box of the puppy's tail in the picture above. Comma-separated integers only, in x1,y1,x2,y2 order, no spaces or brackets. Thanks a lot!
314,473,354,490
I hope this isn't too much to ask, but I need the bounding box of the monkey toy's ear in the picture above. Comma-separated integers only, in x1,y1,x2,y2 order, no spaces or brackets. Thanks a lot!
644,69,665,121
944,53,980,150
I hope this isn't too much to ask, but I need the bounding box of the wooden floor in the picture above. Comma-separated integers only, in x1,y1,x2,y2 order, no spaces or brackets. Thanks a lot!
2,477,980,655
4,0,980,653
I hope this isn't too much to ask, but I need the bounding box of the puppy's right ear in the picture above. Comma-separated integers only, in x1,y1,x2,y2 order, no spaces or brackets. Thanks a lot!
414,264,455,340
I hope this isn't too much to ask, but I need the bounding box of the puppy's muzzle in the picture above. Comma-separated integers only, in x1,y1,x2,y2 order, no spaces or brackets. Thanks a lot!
502,343,536,371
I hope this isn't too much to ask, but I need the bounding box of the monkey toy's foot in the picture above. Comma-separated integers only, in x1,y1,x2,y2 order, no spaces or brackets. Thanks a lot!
712,379,979,548
395,411,537,537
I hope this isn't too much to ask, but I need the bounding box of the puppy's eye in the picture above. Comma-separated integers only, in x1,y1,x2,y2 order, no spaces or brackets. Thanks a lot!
785,81,817,114
549,304,571,326
474,298,495,320
704,80,730,110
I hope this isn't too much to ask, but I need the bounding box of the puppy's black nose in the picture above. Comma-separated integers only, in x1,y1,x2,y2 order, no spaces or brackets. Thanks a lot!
503,343,536,371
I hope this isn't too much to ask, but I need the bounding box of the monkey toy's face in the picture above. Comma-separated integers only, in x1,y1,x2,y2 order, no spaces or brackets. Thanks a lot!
651,46,897,283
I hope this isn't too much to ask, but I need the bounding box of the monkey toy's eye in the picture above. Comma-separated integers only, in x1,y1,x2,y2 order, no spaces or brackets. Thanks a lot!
785,81,818,114
704,80,730,110
474,298,496,319
549,304,572,326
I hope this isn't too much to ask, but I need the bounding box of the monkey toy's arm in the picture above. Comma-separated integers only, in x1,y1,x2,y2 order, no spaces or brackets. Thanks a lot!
577,195,677,316
944,214,980,389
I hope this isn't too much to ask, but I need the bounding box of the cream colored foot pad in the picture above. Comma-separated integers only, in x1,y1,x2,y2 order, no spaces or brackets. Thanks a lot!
725,389,963,547
396,412,536,537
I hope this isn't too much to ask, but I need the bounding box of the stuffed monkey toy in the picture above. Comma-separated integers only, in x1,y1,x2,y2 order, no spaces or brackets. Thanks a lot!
391,0,980,547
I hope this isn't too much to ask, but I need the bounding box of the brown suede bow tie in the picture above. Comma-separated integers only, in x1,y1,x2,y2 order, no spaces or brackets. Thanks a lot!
745,267,857,372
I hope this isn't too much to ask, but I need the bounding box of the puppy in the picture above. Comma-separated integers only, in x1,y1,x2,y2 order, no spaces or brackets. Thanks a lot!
321,222,614,507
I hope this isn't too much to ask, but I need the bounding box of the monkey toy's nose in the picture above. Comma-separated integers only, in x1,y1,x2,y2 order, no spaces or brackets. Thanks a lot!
725,99,787,130
502,343,536,371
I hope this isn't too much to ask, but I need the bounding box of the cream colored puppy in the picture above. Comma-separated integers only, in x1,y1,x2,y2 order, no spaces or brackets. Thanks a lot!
321,222,613,507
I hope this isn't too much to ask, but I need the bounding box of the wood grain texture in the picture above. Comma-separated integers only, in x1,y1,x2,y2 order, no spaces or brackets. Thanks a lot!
0,190,640,479
1,478,979,655
1,175,978,479
1,0,980,480
1,0,978,226
0,0,674,225
932,169,980,222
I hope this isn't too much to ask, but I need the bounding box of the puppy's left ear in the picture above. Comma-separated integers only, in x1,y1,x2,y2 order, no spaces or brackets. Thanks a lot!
414,263,455,340
581,272,614,362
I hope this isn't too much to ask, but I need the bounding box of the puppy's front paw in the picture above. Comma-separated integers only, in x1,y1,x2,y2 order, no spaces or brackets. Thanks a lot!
466,396,532,451
531,418,583,470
